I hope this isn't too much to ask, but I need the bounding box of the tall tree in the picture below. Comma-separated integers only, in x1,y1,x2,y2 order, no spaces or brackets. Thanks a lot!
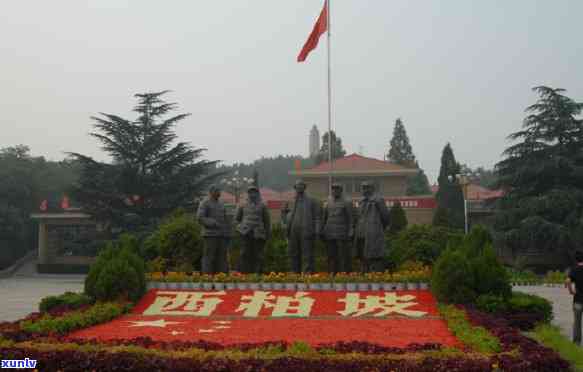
315,130,346,165
386,118,431,195
495,86,583,262
406,162,432,196
387,118,416,166
433,143,464,229
69,91,219,229
388,201,408,235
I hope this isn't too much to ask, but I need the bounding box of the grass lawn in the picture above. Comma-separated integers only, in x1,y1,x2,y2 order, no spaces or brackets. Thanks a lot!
529,324,583,371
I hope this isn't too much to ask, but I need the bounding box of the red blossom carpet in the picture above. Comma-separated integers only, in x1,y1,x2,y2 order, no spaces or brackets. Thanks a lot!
68,289,460,348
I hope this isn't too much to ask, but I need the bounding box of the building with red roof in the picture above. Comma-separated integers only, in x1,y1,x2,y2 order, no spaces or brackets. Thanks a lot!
289,153,435,224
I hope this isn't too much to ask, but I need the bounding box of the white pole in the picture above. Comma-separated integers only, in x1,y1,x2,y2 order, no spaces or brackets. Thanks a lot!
464,198,469,234
327,0,333,197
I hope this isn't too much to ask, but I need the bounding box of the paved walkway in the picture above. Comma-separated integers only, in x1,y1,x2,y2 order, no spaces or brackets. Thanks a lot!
0,260,84,322
515,285,572,338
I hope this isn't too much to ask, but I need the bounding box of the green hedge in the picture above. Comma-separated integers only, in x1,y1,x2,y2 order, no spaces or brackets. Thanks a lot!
477,292,553,324
21,302,129,336
39,292,93,313
431,225,511,304
85,236,146,302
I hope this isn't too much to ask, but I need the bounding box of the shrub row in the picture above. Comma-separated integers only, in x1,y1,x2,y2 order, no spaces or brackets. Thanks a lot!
19,302,129,337
39,292,93,314
476,291,553,330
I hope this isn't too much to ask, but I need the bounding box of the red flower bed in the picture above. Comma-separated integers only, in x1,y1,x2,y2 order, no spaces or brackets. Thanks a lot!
68,289,459,348
69,315,459,348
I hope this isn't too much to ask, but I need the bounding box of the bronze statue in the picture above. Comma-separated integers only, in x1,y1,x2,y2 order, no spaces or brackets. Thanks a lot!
354,181,390,273
197,184,230,274
322,183,354,274
283,179,321,273
235,185,271,274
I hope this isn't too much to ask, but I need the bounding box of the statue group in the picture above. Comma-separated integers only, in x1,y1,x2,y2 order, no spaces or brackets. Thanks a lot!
196,180,390,275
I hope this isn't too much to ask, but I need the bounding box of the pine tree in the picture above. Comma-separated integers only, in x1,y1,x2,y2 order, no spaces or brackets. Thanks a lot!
495,86,583,258
386,118,431,195
406,162,432,195
315,130,347,165
433,143,464,229
388,201,408,235
388,118,416,167
69,91,219,229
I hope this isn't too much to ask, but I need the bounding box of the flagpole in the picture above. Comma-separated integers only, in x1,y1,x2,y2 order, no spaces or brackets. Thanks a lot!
326,0,333,197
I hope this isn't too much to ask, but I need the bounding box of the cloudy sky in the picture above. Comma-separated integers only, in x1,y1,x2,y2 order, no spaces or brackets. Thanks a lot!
2,1,582,182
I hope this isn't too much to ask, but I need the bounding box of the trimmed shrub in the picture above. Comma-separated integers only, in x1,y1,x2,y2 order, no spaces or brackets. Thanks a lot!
149,213,203,269
39,292,93,314
508,292,553,323
431,246,476,303
263,224,289,273
94,259,141,302
85,238,146,302
388,202,407,235
476,292,553,330
386,224,461,269
432,226,510,304
470,244,511,300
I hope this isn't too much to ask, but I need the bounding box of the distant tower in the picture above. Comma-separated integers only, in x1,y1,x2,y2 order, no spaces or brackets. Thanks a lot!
309,125,320,158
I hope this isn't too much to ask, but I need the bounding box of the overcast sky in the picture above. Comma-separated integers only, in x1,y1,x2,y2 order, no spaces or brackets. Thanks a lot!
2,1,582,182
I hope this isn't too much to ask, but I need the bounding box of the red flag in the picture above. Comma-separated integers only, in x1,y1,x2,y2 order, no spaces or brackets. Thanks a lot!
297,1,328,62
39,200,48,211
61,195,70,210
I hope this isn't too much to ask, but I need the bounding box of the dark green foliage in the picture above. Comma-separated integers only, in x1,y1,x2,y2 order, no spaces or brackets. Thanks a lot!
477,292,553,325
68,91,220,230
431,247,477,303
95,259,140,302
39,292,93,313
84,237,146,302
432,226,511,304
433,143,464,229
387,118,416,166
147,212,203,269
21,302,128,336
495,86,583,262
263,224,289,272
469,244,511,299
388,202,408,235
386,224,458,269
406,168,431,196
314,130,347,165
385,118,431,196
508,292,553,323
0,146,80,267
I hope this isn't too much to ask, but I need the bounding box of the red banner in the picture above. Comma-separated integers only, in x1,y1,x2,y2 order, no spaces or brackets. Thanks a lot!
384,198,436,209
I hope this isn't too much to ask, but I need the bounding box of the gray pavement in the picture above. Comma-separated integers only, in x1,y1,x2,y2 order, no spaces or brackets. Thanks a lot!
0,260,84,322
515,285,573,339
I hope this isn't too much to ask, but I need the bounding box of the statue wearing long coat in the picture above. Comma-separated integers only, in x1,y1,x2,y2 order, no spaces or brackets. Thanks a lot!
355,195,390,272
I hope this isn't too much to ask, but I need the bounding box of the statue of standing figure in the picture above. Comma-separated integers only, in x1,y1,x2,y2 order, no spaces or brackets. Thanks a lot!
354,181,390,273
283,180,321,274
197,184,230,274
235,185,271,274
321,183,354,274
